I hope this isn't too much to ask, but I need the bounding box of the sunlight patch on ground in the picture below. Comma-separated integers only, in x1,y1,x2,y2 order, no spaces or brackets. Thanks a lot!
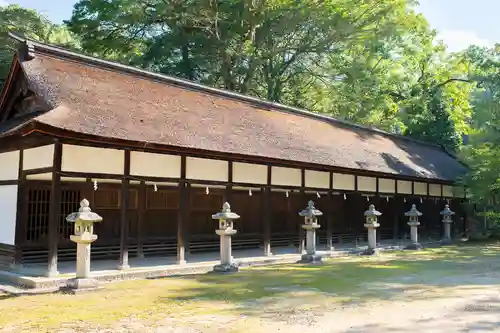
1,242,500,332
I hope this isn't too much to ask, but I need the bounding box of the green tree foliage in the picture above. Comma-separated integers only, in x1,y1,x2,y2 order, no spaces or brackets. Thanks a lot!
0,4,78,86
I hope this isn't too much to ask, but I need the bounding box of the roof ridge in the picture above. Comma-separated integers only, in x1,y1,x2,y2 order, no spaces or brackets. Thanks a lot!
9,32,443,150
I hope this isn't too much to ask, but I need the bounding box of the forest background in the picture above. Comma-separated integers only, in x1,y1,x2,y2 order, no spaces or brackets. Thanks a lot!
1,0,499,225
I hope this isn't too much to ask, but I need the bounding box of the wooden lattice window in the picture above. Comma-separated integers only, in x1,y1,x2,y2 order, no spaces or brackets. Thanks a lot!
26,188,50,242
60,189,81,240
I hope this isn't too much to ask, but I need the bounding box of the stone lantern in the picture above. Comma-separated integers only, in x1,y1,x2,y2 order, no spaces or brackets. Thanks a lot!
404,204,423,250
440,204,455,245
65,199,102,291
363,204,381,255
212,202,240,273
298,200,323,263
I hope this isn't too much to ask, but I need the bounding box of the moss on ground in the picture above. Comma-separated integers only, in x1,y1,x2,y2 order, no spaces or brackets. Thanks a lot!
1,243,499,332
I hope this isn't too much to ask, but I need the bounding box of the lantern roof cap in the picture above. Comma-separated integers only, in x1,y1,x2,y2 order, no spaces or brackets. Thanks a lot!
298,200,323,218
66,199,103,223
364,204,382,216
440,204,455,216
405,204,422,217
212,202,240,220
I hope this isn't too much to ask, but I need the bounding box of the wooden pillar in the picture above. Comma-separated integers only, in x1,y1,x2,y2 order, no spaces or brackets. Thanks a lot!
298,169,305,253
118,150,130,270
224,161,233,203
47,142,62,277
137,181,146,258
326,172,334,250
13,149,25,269
177,156,187,264
262,187,272,256
393,181,399,241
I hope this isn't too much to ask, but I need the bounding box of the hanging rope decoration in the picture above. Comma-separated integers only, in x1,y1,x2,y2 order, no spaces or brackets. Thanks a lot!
420,197,423,203
205,187,210,195
248,189,252,196
343,193,347,200
316,192,321,198
285,190,289,198
93,180,98,191
386,196,389,202
366,195,369,202
404,197,406,203
153,183,158,192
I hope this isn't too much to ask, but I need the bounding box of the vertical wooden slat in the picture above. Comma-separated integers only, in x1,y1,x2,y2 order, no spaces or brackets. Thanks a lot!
47,141,62,277
118,150,131,269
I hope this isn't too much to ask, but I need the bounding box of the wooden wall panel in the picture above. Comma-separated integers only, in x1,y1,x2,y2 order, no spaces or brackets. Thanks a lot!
442,185,453,198
0,185,18,245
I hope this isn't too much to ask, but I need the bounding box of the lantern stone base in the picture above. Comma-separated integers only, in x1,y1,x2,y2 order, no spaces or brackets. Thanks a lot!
213,263,239,273
404,242,424,250
298,253,323,264
65,278,101,293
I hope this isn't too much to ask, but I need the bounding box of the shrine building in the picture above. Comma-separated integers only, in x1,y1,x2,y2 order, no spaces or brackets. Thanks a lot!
0,33,469,276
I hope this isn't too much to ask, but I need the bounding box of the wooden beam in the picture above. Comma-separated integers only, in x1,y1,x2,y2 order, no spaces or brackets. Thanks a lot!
47,141,62,277
224,160,233,203
118,150,131,270
177,155,187,264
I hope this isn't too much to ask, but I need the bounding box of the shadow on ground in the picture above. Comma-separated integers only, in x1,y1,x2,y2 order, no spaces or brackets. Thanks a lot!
155,243,500,320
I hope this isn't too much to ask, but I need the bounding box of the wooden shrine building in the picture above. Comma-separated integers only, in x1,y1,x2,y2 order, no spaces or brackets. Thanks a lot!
0,34,469,276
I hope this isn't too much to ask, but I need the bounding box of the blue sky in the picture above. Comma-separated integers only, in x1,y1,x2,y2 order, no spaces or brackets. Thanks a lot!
1,0,498,53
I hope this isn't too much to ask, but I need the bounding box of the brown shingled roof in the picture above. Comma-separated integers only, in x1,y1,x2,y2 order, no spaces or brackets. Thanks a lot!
4,34,468,181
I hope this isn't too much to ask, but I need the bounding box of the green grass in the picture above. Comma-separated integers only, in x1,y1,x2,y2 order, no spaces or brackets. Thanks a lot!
1,243,500,332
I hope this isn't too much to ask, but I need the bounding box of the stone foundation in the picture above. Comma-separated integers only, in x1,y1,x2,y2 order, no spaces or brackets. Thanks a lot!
298,254,323,264
213,263,239,273
65,277,101,293
404,243,424,250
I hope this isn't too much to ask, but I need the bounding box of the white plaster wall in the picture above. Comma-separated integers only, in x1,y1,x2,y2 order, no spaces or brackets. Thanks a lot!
357,176,376,192
0,151,19,181
378,178,395,193
442,185,453,198
414,182,428,195
271,166,301,187
61,145,124,174
233,162,267,184
397,180,412,194
332,173,355,190
130,151,181,178
429,184,442,197
23,145,54,170
305,170,330,189
0,185,18,245
454,186,465,198
186,157,228,182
